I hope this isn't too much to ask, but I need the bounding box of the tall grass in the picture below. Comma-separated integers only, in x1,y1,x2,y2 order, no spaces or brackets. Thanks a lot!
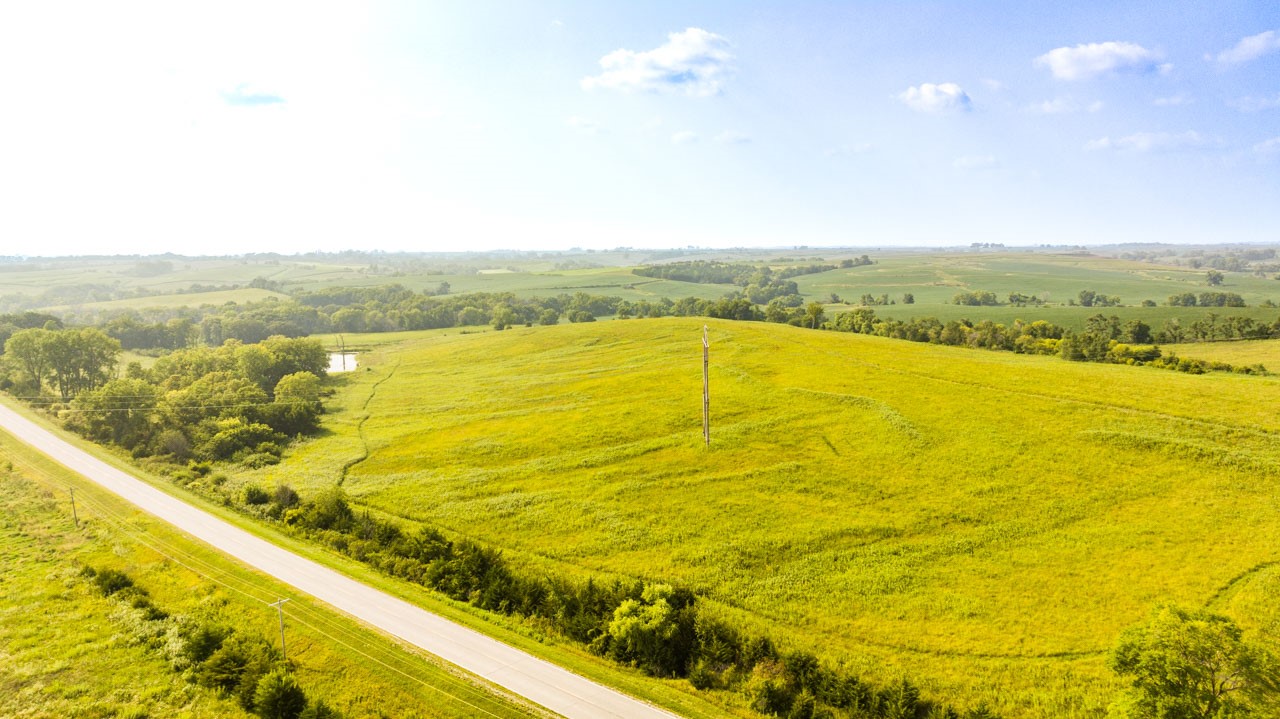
242,318,1280,718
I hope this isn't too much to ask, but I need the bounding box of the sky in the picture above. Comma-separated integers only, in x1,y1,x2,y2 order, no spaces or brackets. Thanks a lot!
1,1,1278,256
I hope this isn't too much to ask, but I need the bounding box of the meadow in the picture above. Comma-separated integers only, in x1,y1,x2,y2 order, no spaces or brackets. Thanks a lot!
240,318,1280,718
0,429,546,719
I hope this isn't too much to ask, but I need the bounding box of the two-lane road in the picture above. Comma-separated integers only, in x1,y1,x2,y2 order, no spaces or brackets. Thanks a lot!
0,403,681,719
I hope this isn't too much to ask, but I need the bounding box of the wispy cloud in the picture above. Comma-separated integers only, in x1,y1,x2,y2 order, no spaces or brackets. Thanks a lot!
1153,93,1192,107
1085,131,1218,152
897,83,971,113
826,143,874,157
953,155,998,170
582,28,733,97
713,130,750,145
671,130,699,144
1035,41,1165,81
221,83,284,107
565,116,599,134
1210,30,1280,66
1255,137,1280,155
1229,94,1280,112
1026,97,1103,114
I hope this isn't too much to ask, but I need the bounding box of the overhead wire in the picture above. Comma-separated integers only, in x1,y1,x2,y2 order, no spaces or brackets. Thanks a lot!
4,450,531,718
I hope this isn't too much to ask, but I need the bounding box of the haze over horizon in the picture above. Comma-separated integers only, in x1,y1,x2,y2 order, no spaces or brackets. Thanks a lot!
2,1,1278,256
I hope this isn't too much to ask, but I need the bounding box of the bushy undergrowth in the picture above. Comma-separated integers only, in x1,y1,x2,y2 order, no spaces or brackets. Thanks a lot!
214,483,998,719
81,565,341,719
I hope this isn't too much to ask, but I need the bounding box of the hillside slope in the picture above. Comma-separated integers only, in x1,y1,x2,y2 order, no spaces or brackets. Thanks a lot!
248,318,1280,717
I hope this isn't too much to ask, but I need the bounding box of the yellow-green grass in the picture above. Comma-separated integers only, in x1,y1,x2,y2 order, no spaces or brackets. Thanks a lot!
0,433,549,719
1171,338,1280,367
0,395,741,719
242,317,1280,718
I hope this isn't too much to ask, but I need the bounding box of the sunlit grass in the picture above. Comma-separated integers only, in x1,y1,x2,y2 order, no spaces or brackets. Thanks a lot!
247,318,1280,718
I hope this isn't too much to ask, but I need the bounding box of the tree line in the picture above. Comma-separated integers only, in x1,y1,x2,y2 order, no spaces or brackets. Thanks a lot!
825,308,1266,375
1,328,329,466
202,481,1001,719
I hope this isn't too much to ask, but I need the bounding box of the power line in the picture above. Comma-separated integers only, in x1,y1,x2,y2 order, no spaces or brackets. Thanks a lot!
10,463,528,718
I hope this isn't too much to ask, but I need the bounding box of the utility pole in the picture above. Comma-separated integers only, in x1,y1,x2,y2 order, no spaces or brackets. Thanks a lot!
69,487,78,527
702,325,710,446
268,598,290,662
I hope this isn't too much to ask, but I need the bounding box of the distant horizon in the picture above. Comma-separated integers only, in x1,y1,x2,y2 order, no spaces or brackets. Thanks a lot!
5,240,1280,263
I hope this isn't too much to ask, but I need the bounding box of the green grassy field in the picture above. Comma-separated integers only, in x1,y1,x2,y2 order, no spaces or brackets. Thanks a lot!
0,431,547,719
802,252,1280,331
42,288,290,313
239,318,1280,718
1171,338,1280,366
8,250,1280,335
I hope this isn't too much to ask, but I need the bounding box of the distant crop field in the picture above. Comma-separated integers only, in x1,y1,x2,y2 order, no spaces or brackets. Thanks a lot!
241,318,1280,718
40,287,289,312
1172,338,1280,366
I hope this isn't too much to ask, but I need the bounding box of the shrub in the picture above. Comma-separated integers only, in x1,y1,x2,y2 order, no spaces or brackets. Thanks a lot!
93,568,135,597
243,485,271,505
254,669,308,719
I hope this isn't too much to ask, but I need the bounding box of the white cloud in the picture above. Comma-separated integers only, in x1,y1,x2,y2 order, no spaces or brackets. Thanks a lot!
1034,41,1164,80
953,155,998,170
1085,131,1217,152
1153,93,1192,107
566,116,598,134
713,130,750,144
1026,97,1102,114
221,83,285,107
897,83,971,113
1211,30,1280,66
582,28,733,97
1255,137,1280,155
981,78,1005,92
671,130,698,144
1230,94,1280,112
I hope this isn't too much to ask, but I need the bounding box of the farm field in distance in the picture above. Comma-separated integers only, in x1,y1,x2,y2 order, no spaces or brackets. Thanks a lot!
8,248,1280,336
241,317,1280,718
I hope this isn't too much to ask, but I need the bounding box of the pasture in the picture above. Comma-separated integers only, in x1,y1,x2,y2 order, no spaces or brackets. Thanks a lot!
243,318,1280,718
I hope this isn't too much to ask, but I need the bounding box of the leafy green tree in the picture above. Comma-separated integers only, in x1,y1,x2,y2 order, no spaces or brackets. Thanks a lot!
3,327,53,392
254,669,308,719
267,371,323,435
607,583,696,677
805,302,826,329
1109,605,1278,719
1207,269,1224,286
70,378,160,448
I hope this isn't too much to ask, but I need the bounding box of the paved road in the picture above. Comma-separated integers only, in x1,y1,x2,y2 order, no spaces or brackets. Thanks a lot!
0,403,681,719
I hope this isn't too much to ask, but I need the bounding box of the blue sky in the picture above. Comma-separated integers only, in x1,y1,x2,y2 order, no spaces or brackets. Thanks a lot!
1,1,1278,256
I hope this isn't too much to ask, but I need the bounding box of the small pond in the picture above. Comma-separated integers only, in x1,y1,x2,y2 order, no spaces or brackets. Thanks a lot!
328,352,358,373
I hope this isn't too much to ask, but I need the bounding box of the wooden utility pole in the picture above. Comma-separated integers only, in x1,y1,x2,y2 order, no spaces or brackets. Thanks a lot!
702,326,710,446
69,487,78,527
269,598,290,662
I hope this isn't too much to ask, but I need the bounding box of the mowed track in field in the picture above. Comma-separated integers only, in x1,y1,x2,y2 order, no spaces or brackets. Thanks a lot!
248,318,1280,717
